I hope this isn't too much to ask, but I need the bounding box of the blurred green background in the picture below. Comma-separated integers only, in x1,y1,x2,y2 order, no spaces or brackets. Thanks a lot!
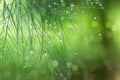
0,0,120,80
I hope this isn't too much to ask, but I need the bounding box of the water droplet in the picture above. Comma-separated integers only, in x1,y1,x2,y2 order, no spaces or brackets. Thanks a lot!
48,41,50,44
48,5,51,8
18,4,21,8
91,21,98,27
72,65,78,71
61,16,64,20
57,32,61,36
60,39,63,43
82,11,85,14
45,20,48,23
53,2,57,5
86,2,89,4
61,3,66,7
48,24,52,27
33,1,36,3
3,48,5,51
60,0,64,3
23,65,26,69
112,25,118,31
94,17,97,20
99,4,102,7
74,52,77,55
46,31,50,35
52,60,59,67
70,3,75,8
76,30,80,33
98,33,102,37
44,52,47,56
66,11,69,14
30,49,34,54
91,2,93,5
66,62,72,68
95,2,98,4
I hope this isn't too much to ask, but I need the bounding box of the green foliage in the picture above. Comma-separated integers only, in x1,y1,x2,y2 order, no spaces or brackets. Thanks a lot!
0,0,120,80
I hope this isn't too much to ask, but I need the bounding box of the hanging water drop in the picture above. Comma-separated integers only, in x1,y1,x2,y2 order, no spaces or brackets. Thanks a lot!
66,62,72,68
71,64,78,71
30,49,34,54
52,60,59,67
